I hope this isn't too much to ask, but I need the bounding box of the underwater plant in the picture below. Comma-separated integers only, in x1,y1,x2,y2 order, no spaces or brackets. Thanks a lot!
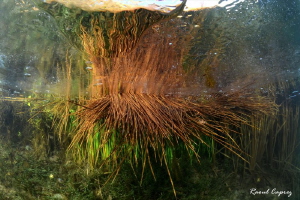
32,0,279,196
65,13,278,196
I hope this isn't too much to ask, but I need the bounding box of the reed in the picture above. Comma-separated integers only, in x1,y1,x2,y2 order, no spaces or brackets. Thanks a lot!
275,103,299,172
239,114,277,172
52,16,280,196
21,12,280,197
226,79,300,191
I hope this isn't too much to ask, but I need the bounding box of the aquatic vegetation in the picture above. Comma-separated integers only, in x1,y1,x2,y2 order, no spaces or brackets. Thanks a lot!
24,2,281,196
33,0,186,57
1,0,300,199
55,9,278,196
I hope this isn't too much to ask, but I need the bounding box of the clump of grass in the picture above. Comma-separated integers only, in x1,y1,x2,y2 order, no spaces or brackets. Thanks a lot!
69,91,276,193
55,16,280,196
26,11,278,197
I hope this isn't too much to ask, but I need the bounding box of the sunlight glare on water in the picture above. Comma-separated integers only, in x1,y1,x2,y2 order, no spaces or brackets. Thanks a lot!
42,0,247,12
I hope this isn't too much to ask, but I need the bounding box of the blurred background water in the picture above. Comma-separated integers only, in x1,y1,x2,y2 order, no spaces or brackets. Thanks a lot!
0,0,299,199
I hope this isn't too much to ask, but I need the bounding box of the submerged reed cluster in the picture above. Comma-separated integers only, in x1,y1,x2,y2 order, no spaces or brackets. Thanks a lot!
61,13,278,181
37,5,280,195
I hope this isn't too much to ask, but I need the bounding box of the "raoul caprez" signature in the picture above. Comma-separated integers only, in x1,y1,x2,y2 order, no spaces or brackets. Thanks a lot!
250,188,292,197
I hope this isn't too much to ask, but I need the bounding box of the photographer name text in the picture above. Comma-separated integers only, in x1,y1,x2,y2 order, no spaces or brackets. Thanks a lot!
250,188,292,197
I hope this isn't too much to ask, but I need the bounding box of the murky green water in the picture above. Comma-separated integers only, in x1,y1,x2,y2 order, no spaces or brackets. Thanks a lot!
0,0,299,199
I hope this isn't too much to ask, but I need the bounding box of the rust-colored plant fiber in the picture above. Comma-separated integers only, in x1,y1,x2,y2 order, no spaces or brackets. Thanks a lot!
71,19,276,158
67,17,278,194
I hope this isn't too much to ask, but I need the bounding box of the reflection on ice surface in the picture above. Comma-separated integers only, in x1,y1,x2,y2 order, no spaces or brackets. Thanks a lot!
42,0,246,12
